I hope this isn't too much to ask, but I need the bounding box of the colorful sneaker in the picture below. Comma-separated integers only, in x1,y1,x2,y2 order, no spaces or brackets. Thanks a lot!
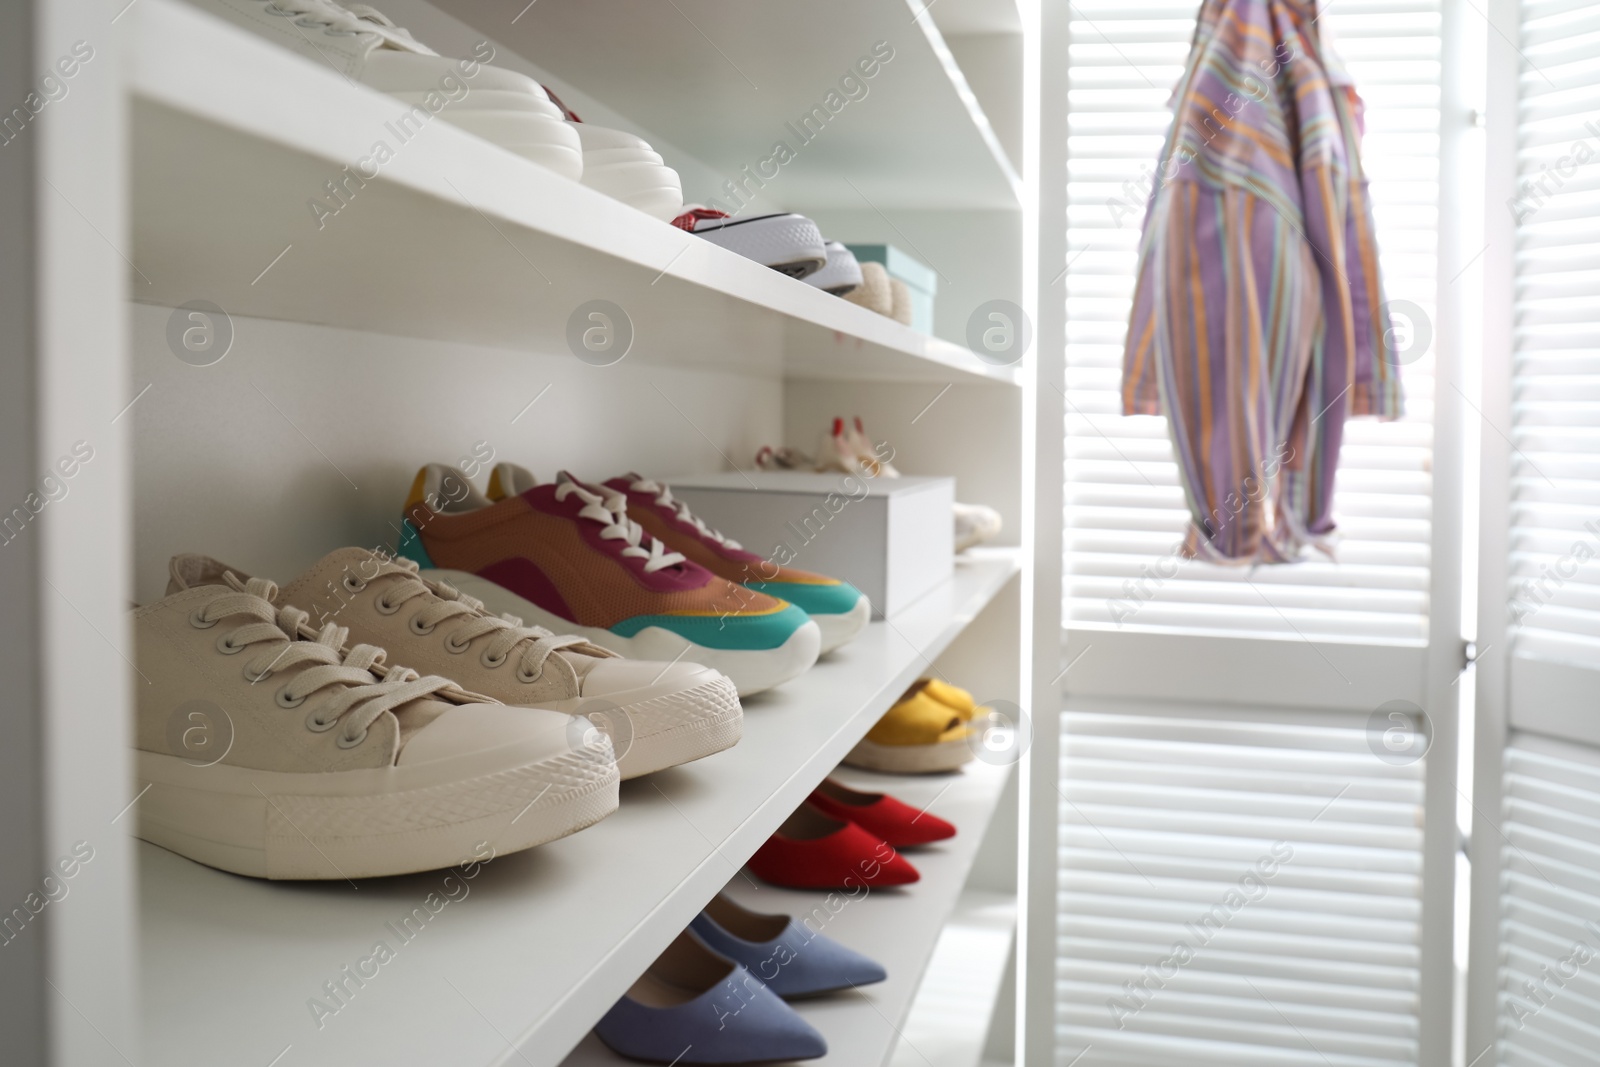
568,468,870,655
134,564,618,879
399,465,820,696
170,550,743,779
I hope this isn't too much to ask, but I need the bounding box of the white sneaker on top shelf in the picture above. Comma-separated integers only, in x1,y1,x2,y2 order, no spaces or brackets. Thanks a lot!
543,87,683,221
190,0,583,178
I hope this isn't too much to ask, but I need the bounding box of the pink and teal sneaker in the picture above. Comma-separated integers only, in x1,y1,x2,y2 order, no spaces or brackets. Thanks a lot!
490,468,869,654
400,465,820,696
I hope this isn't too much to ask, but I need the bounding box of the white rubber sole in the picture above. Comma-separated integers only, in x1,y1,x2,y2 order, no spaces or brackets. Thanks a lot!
841,735,975,774
385,99,584,180
435,570,821,697
693,214,828,278
538,676,744,779
132,740,618,880
805,243,863,296
579,143,683,220
814,596,872,655
582,165,684,220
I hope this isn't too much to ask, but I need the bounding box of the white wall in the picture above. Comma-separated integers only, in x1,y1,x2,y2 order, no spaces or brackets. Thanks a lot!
128,303,781,604
946,33,1023,173
784,380,1023,548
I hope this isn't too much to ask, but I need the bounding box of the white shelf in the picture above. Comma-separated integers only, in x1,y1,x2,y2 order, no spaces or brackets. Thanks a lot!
560,764,1018,1067
890,891,1017,1067
431,0,1023,211
128,0,1018,387
136,550,1020,1067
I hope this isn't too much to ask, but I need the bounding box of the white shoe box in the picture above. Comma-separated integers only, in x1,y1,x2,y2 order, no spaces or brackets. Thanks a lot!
663,472,954,620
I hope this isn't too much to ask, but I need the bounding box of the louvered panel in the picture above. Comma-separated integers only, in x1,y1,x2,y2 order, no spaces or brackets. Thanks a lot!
1062,0,1441,646
1057,708,1426,1066
1507,0,1600,673
1496,738,1600,1067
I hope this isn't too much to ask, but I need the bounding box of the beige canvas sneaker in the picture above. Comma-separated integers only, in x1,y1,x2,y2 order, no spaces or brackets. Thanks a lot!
134,570,618,880
168,548,744,779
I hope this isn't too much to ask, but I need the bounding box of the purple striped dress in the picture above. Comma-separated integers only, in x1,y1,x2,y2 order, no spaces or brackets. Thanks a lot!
1121,0,1403,564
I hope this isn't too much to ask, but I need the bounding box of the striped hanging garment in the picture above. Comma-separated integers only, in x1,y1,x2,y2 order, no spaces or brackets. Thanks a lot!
1121,0,1403,564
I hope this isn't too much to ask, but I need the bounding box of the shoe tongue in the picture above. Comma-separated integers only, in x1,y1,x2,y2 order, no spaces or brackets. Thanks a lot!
565,653,602,681
556,470,611,501
392,698,450,750
278,546,392,614
602,473,647,495
222,572,280,603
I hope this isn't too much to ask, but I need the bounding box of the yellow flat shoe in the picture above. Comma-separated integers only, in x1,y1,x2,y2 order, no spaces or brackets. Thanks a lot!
903,677,993,724
843,692,976,774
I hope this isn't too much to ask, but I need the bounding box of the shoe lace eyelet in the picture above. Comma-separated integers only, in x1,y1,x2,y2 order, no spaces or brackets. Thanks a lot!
444,633,471,654
304,708,336,732
337,728,368,749
516,665,542,683
190,609,218,629
216,632,245,655
342,574,366,594
481,648,507,669
374,596,399,615
409,615,436,636
276,687,306,709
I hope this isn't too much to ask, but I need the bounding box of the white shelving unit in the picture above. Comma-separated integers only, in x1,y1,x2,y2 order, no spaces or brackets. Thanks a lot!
130,0,1016,387
139,552,1019,1067
5,0,1047,1063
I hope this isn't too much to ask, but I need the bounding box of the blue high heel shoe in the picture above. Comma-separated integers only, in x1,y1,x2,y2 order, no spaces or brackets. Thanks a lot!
690,893,887,999
594,928,827,1064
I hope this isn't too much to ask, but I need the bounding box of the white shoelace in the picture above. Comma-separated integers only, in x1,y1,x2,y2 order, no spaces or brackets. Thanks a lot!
340,3,432,49
198,575,459,748
254,0,430,51
554,479,687,574
352,558,608,682
627,477,743,551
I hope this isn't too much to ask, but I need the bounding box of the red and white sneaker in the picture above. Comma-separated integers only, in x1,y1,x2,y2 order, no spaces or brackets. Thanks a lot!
673,206,828,279
594,470,872,654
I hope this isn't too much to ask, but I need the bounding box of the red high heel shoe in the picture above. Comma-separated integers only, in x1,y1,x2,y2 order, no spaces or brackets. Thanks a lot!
808,778,955,848
747,802,919,889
